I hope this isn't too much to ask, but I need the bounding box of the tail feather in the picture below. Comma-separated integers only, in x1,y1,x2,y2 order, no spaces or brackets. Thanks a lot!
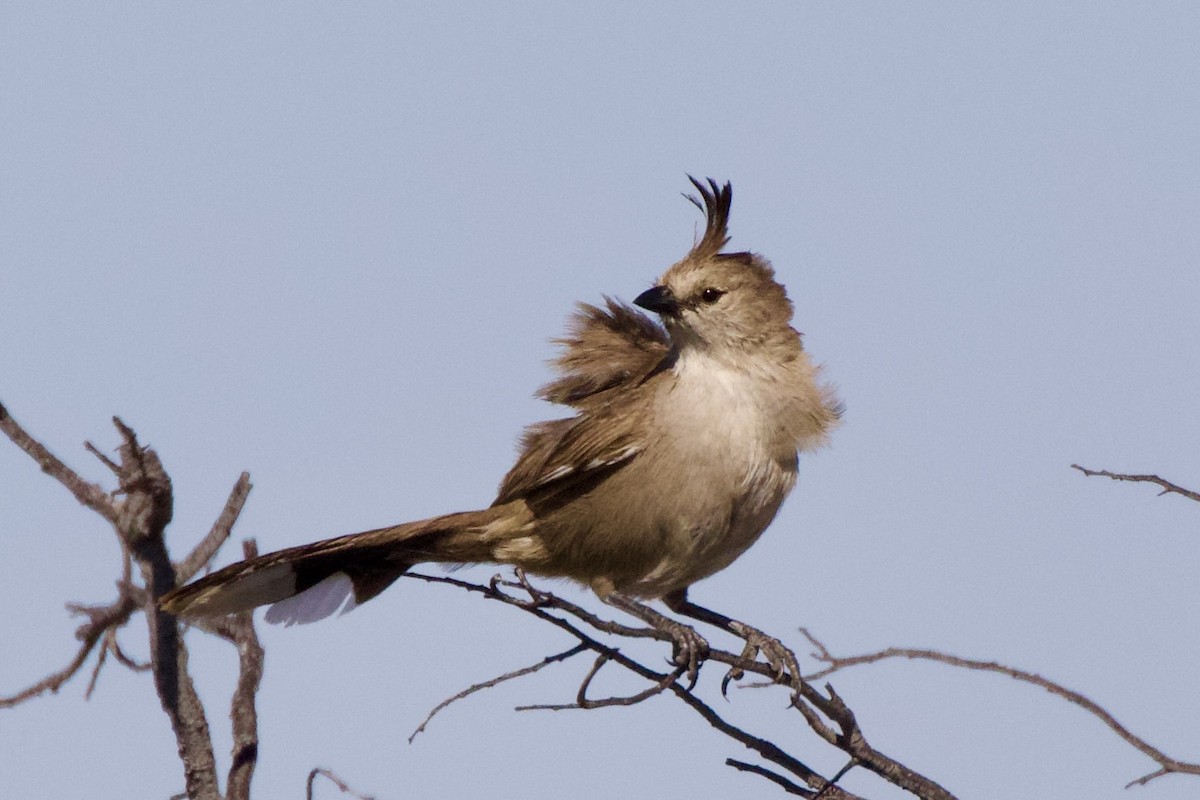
264,572,359,626
159,506,518,621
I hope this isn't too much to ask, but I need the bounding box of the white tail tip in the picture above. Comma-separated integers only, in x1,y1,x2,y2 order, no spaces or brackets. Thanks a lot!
264,572,360,626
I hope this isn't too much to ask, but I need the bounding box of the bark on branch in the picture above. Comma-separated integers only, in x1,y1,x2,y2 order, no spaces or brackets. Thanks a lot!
1072,463,1200,505
0,403,259,800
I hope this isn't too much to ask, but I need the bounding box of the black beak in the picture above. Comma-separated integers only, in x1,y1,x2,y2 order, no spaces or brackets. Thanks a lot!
634,285,679,316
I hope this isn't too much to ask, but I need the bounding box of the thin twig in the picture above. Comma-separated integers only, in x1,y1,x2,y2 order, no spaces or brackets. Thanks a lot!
412,572,791,685
409,643,588,742
814,759,860,800
0,593,138,708
668,668,860,799
490,573,797,683
726,758,814,796
799,628,1200,788
306,767,377,800
517,658,685,711
408,571,872,799
107,628,152,672
0,402,116,521
175,473,253,583
84,631,111,699
1072,464,1200,504
85,440,121,474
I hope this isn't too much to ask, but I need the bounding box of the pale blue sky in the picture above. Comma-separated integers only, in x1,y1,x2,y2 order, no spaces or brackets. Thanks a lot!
3,4,1199,798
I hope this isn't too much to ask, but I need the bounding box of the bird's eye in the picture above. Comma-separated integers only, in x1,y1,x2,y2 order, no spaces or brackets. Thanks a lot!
700,287,725,304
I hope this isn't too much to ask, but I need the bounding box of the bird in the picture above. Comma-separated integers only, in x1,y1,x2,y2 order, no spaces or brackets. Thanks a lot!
160,178,841,660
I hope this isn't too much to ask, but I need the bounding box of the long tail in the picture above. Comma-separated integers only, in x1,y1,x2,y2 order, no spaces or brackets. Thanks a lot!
159,505,521,625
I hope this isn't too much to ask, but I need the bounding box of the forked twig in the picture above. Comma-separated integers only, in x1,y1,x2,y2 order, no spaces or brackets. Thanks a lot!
516,653,686,711
406,570,945,800
409,643,588,742
799,628,1200,788
0,593,139,708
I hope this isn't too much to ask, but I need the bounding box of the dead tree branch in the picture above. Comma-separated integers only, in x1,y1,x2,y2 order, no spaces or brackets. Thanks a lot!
177,473,254,584
226,539,265,800
102,416,222,800
409,643,588,742
306,767,377,800
726,758,814,796
11,400,1191,797
0,401,115,520
0,592,139,707
1,403,259,800
798,627,1200,788
1072,464,1200,505
406,570,954,800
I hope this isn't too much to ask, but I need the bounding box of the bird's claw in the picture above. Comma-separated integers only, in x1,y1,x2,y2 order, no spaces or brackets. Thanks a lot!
665,622,710,688
721,623,800,696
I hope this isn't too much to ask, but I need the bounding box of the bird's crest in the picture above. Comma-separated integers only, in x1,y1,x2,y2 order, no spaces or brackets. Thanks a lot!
683,176,756,269
683,176,732,261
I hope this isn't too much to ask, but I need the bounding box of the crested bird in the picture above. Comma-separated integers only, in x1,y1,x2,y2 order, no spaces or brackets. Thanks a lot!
161,179,840,660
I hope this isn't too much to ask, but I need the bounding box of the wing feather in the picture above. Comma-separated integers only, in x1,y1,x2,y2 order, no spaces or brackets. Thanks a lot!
496,300,669,505
537,299,669,406
494,412,644,505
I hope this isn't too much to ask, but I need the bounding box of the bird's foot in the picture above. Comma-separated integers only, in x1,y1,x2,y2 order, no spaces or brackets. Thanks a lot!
661,618,710,688
602,592,710,688
722,622,801,695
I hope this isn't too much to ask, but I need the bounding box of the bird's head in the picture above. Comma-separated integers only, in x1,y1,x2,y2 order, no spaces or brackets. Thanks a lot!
635,178,797,356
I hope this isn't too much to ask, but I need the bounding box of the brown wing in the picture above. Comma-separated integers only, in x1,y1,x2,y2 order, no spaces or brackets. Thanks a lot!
495,299,670,506
537,298,669,407
494,408,646,506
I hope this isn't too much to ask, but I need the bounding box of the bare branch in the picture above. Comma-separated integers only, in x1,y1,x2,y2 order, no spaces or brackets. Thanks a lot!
815,760,861,799
306,767,377,800
669,669,862,800
410,643,588,743
407,571,950,799
0,402,116,521
516,655,685,711
0,593,138,708
226,539,265,800
412,571,777,683
27,403,1178,797
176,472,253,584
106,627,152,672
1127,767,1170,789
84,631,111,699
3,405,270,799
799,628,1200,787
1072,464,1200,504
102,418,221,800
84,440,121,475
726,758,814,796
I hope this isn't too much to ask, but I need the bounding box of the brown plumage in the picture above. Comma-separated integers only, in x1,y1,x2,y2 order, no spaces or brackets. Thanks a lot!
160,178,841,624
536,298,669,407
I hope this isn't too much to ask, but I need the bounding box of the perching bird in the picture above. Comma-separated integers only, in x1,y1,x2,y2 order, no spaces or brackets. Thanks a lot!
160,179,841,640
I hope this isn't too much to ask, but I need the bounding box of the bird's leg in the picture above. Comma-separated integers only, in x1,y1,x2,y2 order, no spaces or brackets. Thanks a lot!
663,588,800,694
602,592,709,688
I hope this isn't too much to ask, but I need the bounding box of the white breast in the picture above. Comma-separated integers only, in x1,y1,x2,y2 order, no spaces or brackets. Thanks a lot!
629,349,801,594
668,347,802,466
